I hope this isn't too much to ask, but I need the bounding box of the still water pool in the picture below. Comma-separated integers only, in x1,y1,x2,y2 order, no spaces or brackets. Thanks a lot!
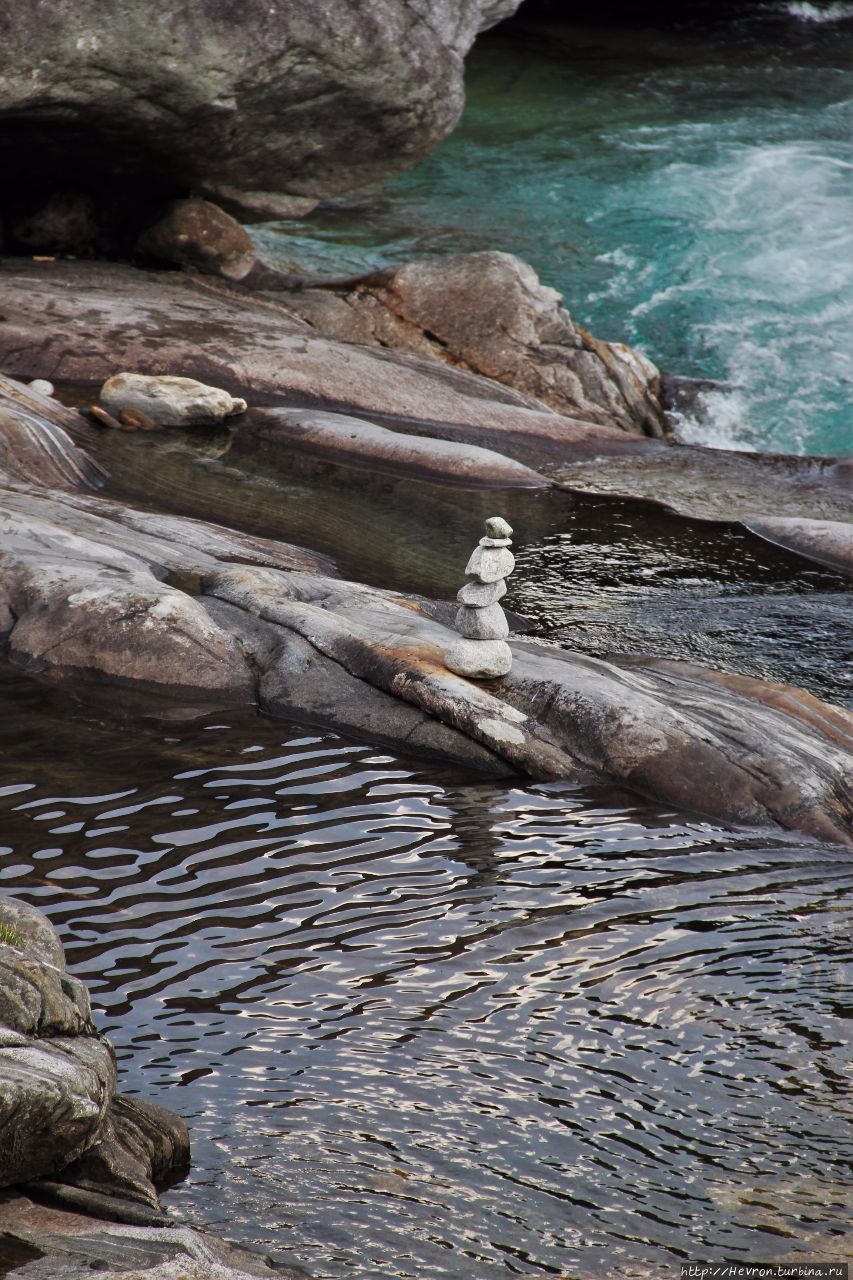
1,672,850,1277
255,5,853,456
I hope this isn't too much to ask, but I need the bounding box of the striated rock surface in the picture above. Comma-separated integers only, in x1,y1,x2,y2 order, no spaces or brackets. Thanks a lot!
0,0,523,224
286,252,669,435
0,460,850,843
0,259,634,463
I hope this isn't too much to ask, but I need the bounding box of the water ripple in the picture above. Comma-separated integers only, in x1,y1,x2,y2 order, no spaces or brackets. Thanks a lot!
1,673,850,1277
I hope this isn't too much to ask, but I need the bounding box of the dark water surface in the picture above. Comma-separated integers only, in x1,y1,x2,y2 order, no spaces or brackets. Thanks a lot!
1,671,851,1277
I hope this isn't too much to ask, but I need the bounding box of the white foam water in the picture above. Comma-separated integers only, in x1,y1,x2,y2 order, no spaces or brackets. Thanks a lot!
785,2,853,22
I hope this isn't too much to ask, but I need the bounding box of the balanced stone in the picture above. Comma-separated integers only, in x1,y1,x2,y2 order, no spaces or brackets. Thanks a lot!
445,638,512,679
456,602,509,640
479,536,512,547
464,544,515,583
457,578,507,607
485,516,513,539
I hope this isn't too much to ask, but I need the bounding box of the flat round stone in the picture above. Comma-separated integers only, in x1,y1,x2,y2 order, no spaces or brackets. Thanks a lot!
445,638,512,679
457,577,507,607
484,516,513,540
464,544,515,583
456,603,509,640
479,536,512,548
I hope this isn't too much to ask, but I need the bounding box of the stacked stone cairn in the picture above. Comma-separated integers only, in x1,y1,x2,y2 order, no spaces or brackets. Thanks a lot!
445,516,515,678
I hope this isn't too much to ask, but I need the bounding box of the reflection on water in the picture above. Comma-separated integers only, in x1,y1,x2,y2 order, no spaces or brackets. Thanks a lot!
1,671,850,1278
94,429,852,709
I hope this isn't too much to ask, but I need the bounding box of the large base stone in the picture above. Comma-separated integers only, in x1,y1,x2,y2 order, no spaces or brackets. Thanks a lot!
445,638,513,678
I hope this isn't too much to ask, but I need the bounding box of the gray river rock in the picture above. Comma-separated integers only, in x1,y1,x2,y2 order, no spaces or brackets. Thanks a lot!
0,381,849,844
0,0,521,225
0,895,189,1227
1,260,848,578
280,251,669,435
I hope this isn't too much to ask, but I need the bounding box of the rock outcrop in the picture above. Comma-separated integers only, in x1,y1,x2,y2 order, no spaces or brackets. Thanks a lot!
0,896,306,1276
0,0,522,228
0,377,849,846
286,252,669,435
0,896,189,1225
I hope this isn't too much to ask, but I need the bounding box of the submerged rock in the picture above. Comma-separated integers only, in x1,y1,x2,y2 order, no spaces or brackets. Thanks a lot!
100,373,247,428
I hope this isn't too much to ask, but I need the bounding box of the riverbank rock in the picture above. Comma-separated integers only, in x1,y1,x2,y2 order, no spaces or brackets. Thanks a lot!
0,1193,309,1279
286,252,669,435
0,470,850,845
100,374,247,428
136,200,256,281
0,895,190,1226
0,259,636,460
0,0,522,228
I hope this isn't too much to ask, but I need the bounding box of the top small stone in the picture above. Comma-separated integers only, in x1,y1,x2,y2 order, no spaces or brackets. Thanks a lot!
484,516,513,540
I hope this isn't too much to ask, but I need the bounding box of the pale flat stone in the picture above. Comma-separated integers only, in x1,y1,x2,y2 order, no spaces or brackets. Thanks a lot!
445,638,512,678
479,535,512,547
100,374,247,428
485,516,513,539
456,602,509,640
28,379,55,397
457,577,506,607
464,544,515,583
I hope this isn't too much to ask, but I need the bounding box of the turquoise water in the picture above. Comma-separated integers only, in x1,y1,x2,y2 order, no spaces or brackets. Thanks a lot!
256,6,853,457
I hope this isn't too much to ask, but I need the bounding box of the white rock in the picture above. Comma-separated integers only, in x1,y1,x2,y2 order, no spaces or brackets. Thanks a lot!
457,577,506,607
479,536,512,548
100,373,248,427
28,379,55,397
464,544,515,583
445,638,512,678
455,602,509,640
485,516,513,539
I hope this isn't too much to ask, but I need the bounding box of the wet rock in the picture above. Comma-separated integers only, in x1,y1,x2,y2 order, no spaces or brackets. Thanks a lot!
0,0,523,222
0,1193,309,1279
100,373,247,428
0,895,192,1226
744,517,853,578
284,252,669,435
245,407,548,489
0,374,105,491
0,389,849,843
136,199,256,281
0,895,115,1187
